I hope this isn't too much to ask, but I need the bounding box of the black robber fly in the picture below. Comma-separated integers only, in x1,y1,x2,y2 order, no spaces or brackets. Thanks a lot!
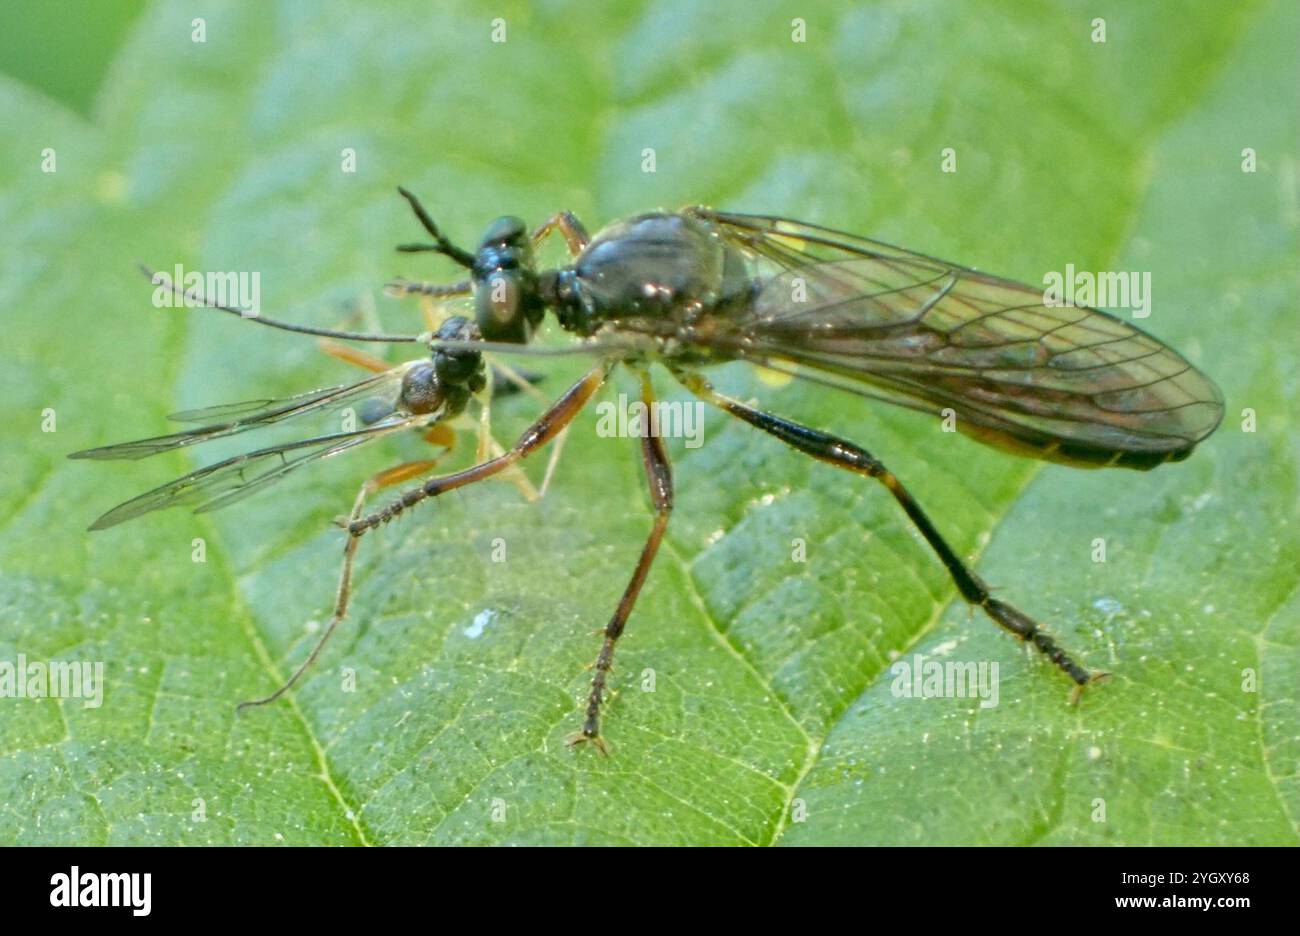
72,188,1224,753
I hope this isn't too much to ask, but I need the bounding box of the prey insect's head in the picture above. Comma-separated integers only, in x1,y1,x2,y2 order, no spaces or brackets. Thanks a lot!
402,316,487,418
472,216,545,344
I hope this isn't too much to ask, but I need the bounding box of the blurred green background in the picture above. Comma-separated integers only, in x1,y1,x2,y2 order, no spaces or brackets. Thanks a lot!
0,0,1295,845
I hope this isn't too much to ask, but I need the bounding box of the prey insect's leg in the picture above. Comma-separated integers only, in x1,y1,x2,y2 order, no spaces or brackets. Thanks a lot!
317,338,392,373
567,371,673,755
236,457,445,712
476,366,495,464
676,372,1105,697
486,355,569,498
349,362,611,535
474,367,540,503
530,211,590,256
318,299,397,371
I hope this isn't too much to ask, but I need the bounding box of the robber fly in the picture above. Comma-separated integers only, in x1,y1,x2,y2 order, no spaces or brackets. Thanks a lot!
73,188,1223,753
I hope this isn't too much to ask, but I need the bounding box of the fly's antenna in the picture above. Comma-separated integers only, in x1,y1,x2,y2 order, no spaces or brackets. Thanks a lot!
138,265,423,344
395,187,476,268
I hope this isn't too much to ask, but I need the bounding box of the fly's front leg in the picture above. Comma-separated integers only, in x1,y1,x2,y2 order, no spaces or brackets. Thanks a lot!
383,278,472,303
675,371,1106,698
530,211,590,257
567,371,673,754
236,457,446,712
467,212,591,502
349,362,610,535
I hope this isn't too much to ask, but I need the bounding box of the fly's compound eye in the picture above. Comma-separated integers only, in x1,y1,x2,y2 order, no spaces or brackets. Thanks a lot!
399,361,443,415
479,215,528,249
475,269,529,343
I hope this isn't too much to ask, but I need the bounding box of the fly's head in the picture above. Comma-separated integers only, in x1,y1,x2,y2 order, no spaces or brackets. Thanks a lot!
400,315,486,418
472,216,545,343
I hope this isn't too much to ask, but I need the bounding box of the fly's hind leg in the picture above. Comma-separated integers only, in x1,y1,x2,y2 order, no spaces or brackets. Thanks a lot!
675,370,1107,700
236,456,448,712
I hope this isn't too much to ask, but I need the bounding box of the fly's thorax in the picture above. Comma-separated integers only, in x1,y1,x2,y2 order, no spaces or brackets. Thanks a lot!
548,211,756,337
472,215,546,343
540,268,595,335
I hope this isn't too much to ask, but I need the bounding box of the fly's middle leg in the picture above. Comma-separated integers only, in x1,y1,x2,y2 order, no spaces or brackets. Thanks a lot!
567,371,673,754
676,370,1106,698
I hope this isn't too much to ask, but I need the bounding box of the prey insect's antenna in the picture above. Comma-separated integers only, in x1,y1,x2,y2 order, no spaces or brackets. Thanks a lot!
424,337,643,357
138,265,424,344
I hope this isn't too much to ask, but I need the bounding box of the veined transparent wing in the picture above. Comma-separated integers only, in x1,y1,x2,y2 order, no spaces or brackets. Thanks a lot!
688,209,1224,469
82,415,436,530
69,359,452,529
69,362,422,461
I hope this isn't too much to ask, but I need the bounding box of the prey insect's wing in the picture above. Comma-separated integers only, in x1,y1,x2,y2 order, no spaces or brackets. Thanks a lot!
689,209,1224,468
70,359,452,529
82,414,435,530
69,363,420,461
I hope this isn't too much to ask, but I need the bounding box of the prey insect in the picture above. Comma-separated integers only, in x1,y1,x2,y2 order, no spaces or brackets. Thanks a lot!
74,188,1223,753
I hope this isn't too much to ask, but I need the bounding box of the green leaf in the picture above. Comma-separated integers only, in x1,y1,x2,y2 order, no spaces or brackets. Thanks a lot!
1,0,1295,845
